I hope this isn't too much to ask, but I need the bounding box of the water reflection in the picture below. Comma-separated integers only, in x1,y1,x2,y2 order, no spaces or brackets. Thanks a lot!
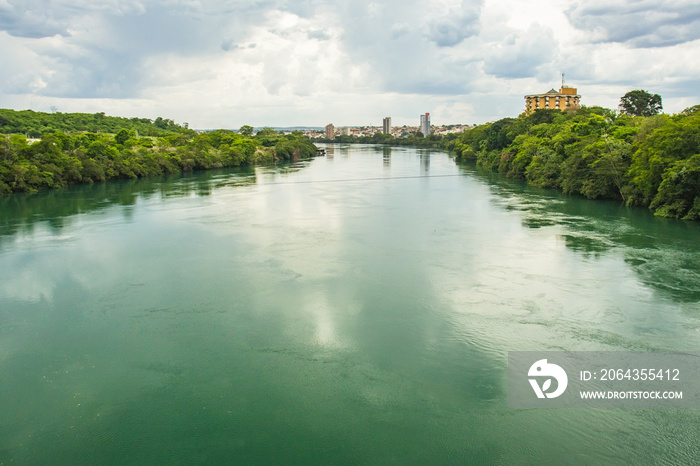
254,161,311,184
383,146,391,167
560,234,610,257
420,153,430,174
0,167,261,242
2,147,700,464
458,161,700,303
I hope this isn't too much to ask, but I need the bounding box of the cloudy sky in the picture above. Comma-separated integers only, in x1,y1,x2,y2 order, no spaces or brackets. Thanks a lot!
1,0,699,128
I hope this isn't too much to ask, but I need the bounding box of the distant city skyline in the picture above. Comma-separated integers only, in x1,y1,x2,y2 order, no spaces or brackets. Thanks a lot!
304,120,470,140
1,1,698,128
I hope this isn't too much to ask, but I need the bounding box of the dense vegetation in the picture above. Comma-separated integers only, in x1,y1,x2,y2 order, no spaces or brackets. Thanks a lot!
0,108,186,137
453,105,700,220
0,109,317,194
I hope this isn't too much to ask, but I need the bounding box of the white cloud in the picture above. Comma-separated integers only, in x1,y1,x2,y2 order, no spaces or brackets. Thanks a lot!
0,0,699,127
483,23,557,79
426,0,483,47
565,0,700,47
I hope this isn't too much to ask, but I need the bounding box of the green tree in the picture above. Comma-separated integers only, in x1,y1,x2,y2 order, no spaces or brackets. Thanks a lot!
255,128,276,138
650,154,700,219
115,129,130,145
255,128,278,147
239,125,254,136
619,90,663,117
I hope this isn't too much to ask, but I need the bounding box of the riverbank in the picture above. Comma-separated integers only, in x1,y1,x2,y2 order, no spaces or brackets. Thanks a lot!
0,129,317,195
452,106,700,220
4,106,699,221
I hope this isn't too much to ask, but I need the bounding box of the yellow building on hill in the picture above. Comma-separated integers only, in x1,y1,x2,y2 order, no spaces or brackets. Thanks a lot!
525,86,580,114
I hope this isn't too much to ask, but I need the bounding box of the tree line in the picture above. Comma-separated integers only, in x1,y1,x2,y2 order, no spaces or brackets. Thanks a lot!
0,109,187,138
0,109,317,194
452,101,700,220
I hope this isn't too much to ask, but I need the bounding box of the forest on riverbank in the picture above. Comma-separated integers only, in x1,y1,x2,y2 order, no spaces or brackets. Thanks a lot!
452,105,700,220
3,106,699,221
0,110,317,194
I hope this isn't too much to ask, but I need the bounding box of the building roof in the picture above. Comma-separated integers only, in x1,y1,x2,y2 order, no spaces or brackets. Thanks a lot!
524,88,581,99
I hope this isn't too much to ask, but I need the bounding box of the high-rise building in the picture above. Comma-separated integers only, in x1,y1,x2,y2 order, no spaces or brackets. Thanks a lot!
383,117,391,134
325,124,335,140
419,113,431,136
341,126,350,136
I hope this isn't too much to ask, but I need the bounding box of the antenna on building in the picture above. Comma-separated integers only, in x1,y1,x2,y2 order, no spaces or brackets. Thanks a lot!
562,72,565,88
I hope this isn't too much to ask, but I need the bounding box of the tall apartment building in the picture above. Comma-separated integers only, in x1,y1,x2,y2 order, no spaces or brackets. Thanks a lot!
419,113,430,136
383,117,391,134
341,126,350,136
325,124,335,140
524,86,580,114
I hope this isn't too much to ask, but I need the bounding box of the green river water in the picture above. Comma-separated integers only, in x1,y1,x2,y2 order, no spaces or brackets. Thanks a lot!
1,144,699,464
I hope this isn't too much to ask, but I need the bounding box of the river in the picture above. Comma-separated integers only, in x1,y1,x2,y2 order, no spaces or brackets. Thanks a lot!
1,143,699,464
